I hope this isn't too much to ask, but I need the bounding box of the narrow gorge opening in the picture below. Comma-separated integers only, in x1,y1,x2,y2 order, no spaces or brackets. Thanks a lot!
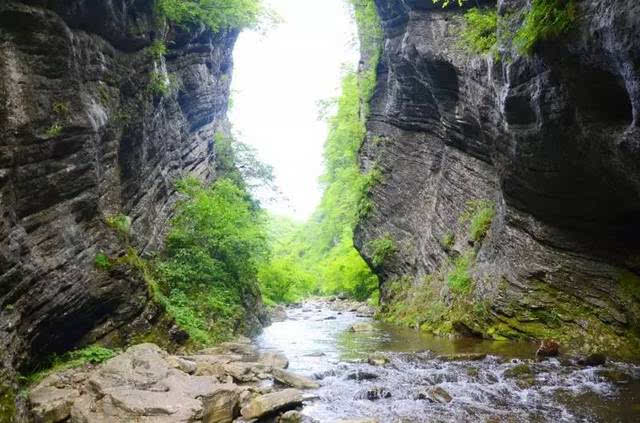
2,1,640,422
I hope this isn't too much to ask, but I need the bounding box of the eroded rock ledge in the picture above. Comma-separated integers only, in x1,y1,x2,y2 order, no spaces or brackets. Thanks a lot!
355,0,640,357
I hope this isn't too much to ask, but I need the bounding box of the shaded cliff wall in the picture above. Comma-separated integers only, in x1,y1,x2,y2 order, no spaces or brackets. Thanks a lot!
355,0,640,357
0,0,238,373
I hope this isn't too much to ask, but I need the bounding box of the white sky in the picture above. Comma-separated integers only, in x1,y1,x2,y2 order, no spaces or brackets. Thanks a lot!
230,0,358,220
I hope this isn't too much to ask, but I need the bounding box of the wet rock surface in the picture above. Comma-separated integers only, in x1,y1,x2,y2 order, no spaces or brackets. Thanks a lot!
354,0,640,356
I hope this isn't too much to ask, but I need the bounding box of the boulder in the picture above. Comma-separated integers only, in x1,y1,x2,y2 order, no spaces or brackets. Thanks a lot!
336,420,379,423
240,389,304,420
167,356,197,374
367,354,389,366
202,385,241,423
29,384,80,423
415,386,452,404
272,369,319,389
271,306,288,322
199,342,258,361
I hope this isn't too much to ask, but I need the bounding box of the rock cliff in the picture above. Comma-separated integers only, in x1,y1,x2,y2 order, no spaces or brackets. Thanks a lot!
355,0,640,358
0,0,258,386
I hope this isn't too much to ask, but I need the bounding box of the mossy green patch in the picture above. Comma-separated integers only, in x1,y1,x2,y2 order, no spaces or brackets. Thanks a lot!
20,345,117,387
0,373,16,423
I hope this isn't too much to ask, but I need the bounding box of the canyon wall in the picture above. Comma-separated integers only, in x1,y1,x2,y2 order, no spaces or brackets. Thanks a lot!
355,0,640,358
0,0,255,382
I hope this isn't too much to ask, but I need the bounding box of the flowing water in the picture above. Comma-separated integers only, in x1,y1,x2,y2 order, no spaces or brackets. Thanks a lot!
255,300,640,423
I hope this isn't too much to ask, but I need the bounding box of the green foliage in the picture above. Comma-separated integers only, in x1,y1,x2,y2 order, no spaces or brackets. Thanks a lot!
213,132,275,193
435,0,577,56
148,39,168,59
44,101,70,138
514,0,577,54
349,0,383,55
446,251,474,293
156,0,264,32
105,213,131,240
0,372,16,423
255,1,383,304
157,177,268,344
45,122,63,138
460,8,498,55
148,71,171,96
460,200,495,242
369,234,396,268
52,102,70,118
94,252,112,271
441,232,455,249
21,346,116,386
432,0,466,7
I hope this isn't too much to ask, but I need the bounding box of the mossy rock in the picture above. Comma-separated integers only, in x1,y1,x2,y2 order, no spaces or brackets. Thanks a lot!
503,363,533,378
504,363,535,389
0,372,16,423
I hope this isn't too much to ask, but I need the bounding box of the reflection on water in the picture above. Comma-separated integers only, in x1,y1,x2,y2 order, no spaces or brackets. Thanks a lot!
255,301,640,423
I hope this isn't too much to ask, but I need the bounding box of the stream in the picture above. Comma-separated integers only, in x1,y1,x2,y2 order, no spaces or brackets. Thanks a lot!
256,299,640,423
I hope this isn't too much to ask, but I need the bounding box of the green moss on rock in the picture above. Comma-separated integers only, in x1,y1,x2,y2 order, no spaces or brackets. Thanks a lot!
0,372,16,423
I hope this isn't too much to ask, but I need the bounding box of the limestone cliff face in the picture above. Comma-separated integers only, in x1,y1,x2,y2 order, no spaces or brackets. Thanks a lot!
0,0,248,374
355,0,640,357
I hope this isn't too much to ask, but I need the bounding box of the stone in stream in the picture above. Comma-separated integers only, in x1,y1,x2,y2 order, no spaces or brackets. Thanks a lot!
349,322,375,332
354,386,392,401
336,420,379,423
346,370,379,381
415,386,453,404
577,352,606,366
240,389,304,420
272,368,320,389
436,352,486,362
259,352,290,369
367,353,390,366
271,305,288,322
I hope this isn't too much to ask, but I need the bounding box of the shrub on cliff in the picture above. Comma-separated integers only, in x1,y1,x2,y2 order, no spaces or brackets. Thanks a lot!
437,0,576,55
157,177,268,344
460,8,498,55
156,0,264,32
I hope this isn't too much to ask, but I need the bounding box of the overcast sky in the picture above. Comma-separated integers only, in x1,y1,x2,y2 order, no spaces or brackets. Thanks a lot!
230,0,358,220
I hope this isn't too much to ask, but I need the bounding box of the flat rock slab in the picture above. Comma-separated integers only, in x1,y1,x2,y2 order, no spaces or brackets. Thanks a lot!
273,369,319,389
240,388,304,420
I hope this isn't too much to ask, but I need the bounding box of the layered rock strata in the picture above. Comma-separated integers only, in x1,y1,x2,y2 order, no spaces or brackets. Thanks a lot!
355,0,640,357
0,0,266,382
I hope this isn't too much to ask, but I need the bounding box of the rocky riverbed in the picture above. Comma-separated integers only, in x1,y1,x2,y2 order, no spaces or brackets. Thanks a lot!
26,298,640,422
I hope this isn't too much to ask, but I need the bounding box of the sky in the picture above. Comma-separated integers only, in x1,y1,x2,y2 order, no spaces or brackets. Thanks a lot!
230,0,358,220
